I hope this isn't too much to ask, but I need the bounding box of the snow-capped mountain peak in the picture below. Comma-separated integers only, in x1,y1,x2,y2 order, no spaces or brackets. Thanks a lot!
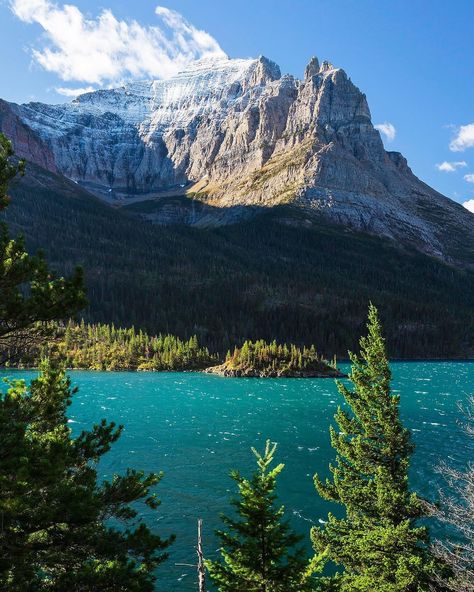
1,54,473,265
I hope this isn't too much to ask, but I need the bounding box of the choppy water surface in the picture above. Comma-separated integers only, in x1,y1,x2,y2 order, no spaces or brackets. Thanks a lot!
2,362,472,591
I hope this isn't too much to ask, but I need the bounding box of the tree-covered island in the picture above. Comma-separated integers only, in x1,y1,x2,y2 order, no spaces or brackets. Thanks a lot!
205,339,344,378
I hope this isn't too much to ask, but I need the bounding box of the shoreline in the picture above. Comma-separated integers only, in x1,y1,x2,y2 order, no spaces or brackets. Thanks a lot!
203,364,345,378
2,358,474,374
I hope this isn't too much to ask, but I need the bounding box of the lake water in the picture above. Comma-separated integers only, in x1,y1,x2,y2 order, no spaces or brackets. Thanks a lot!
1,362,472,591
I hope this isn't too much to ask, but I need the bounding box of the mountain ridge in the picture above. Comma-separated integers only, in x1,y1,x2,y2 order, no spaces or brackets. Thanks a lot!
1,54,473,269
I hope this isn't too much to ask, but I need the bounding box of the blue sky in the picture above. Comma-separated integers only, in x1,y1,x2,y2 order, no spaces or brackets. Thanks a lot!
1,0,474,206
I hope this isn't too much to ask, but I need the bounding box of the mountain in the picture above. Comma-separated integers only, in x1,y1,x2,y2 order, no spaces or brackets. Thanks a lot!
1,55,474,358
2,55,474,267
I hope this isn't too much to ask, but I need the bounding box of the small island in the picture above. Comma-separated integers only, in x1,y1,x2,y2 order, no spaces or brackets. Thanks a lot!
205,339,344,378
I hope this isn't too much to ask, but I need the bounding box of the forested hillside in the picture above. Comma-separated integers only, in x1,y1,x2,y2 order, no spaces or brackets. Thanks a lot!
4,162,474,359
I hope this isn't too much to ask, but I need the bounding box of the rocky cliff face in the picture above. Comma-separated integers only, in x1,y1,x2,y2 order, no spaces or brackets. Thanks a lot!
2,55,473,265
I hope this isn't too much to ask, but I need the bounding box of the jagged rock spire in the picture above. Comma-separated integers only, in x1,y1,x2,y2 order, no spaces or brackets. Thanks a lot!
320,60,334,72
255,55,281,83
305,56,320,79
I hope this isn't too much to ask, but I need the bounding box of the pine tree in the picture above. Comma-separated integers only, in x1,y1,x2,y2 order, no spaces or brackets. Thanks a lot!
0,134,173,589
0,361,174,591
206,440,320,592
0,132,86,364
312,304,434,591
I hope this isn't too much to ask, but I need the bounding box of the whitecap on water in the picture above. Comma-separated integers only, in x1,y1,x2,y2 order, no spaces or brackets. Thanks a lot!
293,509,315,523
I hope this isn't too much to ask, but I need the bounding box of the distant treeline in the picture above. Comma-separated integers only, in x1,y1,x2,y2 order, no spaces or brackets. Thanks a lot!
9,321,217,371
6,322,342,375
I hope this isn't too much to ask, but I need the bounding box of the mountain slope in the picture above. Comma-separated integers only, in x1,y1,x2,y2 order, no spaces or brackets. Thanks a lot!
2,55,474,266
3,162,474,358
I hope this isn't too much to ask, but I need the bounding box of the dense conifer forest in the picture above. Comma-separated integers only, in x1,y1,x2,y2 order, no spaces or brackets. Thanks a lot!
6,321,216,371
3,163,474,360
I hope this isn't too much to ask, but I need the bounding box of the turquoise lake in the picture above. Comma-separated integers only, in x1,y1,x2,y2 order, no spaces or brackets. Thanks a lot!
1,362,472,591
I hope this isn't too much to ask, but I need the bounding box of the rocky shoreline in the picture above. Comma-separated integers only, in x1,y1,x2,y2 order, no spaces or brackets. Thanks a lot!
203,364,345,378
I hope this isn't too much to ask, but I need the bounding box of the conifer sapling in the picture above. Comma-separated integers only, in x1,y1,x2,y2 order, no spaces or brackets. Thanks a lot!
207,440,321,592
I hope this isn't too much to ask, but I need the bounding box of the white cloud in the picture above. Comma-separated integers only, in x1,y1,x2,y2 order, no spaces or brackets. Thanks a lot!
436,160,467,172
464,173,474,183
10,0,226,89
375,122,396,142
463,199,474,213
55,86,96,97
449,123,474,152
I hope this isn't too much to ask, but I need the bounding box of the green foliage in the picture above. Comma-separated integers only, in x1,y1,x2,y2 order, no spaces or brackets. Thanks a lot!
312,304,435,591
224,339,337,376
0,133,86,365
11,320,218,371
0,361,174,591
207,440,321,592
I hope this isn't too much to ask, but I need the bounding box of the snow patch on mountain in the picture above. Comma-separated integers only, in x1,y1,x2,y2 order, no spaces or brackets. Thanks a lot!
17,57,279,138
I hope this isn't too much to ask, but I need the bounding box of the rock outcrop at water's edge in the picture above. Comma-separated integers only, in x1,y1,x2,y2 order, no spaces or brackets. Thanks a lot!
204,363,345,379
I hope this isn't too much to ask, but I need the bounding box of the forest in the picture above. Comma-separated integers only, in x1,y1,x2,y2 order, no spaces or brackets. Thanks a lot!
6,321,343,376
1,132,473,591
3,161,474,360
5,320,349,379
7,321,218,371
